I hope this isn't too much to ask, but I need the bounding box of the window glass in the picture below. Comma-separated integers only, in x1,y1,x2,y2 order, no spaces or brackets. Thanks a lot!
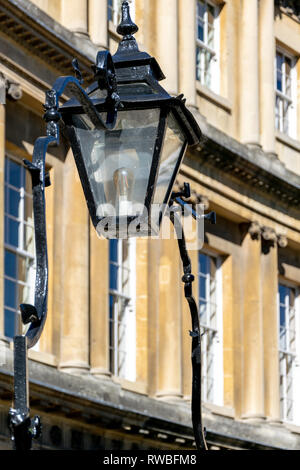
196,1,218,91
4,156,35,338
275,50,296,137
278,284,298,423
198,252,222,404
109,239,136,380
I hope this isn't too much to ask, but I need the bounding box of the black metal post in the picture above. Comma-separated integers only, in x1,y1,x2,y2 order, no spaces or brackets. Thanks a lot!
8,336,41,450
169,186,216,451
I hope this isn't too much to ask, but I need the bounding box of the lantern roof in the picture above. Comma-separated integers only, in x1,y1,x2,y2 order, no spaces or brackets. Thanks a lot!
59,0,202,147
112,1,165,82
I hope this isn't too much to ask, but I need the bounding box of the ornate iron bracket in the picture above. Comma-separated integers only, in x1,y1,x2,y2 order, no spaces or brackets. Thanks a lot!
92,51,123,125
9,55,121,450
169,182,216,451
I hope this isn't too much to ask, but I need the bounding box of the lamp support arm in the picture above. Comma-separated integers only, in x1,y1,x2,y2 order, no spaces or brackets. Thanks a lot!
168,182,216,451
168,209,208,451
8,52,121,450
8,134,54,450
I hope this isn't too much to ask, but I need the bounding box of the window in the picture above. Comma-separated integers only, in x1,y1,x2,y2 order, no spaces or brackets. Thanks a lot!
108,0,135,27
109,238,136,380
4,156,35,338
198,252,223,405
278,284,300,423
275,50,297,137
196,0,220,92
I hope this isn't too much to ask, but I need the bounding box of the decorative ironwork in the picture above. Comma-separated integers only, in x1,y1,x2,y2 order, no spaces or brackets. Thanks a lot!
169,183,216,452
8,51,120,451
275,0,300,19
9,0,205,452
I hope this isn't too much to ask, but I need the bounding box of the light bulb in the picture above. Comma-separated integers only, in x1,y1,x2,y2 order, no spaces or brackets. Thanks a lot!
113,167,135,216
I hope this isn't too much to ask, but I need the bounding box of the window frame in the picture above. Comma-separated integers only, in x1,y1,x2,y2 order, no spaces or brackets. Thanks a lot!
109,238,136,381
198,250,223,406
196,0,220,94
4,154,35,339
275,46,297,139
277,280,300,424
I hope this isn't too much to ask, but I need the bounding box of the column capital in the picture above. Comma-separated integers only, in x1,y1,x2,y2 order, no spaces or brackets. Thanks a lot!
277,234,288,248
248,221,261,240
261,226,277,242
261,226,277,255
0,72,23,103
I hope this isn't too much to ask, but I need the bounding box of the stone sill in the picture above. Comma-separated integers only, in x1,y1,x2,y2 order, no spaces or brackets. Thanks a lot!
276,130,300,153
7,340,57,367
196,82,232,113
284,422,300,435
113,376,148,396
28,349,57,367
204,402,235,419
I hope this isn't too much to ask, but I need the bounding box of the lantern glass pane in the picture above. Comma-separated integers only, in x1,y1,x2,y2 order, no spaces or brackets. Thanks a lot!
71,108,160,219
152,113,186,226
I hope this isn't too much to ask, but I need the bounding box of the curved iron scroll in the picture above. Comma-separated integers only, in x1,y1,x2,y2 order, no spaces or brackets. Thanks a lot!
19,53,120,348
20,136,56,348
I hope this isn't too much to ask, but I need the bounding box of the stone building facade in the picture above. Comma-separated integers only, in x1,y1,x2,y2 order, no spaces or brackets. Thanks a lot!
0,0,300,450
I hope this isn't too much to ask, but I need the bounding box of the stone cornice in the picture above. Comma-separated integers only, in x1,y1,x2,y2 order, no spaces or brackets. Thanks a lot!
0,0,99,84
190,111,300,209
275,0,300,21
0,355,298,450
245,220,288,247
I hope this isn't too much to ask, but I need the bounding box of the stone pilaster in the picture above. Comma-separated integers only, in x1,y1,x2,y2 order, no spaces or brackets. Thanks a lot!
178,0,197,107
261,227,281,423
239,0,260,147
259,0,276,155
136,238,148,384
90,226,110,378
156,222,182,401
89,0,108,48
61,0,88,36
59,152,89,374
147,238,160,397
155,0,178,96
242,222,265,421
222,255,234,408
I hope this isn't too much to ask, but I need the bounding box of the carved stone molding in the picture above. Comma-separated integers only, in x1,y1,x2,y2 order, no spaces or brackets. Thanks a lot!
247,223,287,248
275,0,300,20
192,116,300,209
277,234,288,248
0,0,95,84
248,221,261,240
261,226,277,243
0,72,22,103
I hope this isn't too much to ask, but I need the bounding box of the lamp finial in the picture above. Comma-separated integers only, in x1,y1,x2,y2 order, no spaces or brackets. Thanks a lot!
117,1,138,39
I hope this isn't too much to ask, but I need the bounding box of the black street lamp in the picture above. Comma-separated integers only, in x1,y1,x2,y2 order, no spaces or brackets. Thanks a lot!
8,1,214,451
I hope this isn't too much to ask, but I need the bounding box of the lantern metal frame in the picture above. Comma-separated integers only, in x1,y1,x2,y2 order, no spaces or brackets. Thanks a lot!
59,15,201,237
8,0,215,452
